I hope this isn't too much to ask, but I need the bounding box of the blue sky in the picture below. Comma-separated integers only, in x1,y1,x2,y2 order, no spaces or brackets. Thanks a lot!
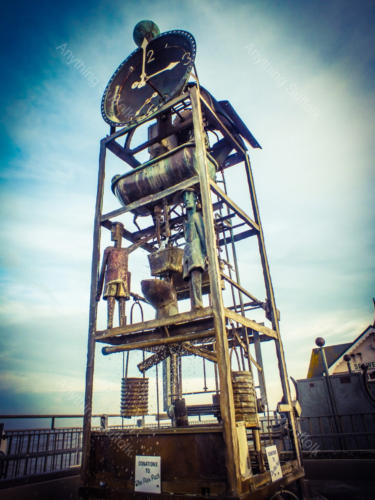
0,0,374,420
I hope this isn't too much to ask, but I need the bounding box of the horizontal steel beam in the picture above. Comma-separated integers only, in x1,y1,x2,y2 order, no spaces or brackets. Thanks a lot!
95,306,213,341
224,308,277,339
218,228,258,246
101,176,199,222
210,180,260,232
102,329,215,354
106,140,140,168
221,273,265,309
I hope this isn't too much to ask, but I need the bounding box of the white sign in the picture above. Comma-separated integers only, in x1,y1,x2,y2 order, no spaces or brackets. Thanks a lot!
265,445,283,482
135,455,161,493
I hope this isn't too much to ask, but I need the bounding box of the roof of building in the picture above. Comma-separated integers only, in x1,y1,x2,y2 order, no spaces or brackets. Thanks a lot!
307,342,351,378
306,319,375,378
329,325,375,373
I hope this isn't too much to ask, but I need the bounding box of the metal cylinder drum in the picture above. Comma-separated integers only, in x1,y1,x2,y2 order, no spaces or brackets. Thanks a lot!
231,371,259,427
174,398,189,427
111,144,216,216
121,377,149,416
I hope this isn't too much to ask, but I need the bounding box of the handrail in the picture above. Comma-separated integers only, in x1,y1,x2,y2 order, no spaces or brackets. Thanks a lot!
0,414,121,419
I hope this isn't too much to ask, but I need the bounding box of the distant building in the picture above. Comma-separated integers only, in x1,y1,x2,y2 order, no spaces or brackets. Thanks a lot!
294,304,375,451
306,322,375,379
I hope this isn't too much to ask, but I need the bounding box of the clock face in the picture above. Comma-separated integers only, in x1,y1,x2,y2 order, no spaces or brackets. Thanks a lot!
101,30,196,127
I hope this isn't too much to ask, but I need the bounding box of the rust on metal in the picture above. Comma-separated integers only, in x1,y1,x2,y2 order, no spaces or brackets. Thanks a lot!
121,377,149,416
82,19,305,499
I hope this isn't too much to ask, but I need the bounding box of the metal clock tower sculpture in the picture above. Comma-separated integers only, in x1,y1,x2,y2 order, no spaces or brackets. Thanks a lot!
80,20,306,500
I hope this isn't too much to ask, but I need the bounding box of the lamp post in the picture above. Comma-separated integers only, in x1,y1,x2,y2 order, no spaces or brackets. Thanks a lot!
315,337,344,449
343,354,352,374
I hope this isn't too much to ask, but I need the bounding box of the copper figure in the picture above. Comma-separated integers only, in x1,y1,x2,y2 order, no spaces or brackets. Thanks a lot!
96,222,131,328
182,190,207,309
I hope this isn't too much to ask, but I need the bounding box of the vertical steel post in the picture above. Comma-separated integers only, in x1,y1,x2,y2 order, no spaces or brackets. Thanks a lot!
317,341,343,449
253,331,268,407
243,152,302,466
81,139,107,481
190,85,241,495
156,363,160,428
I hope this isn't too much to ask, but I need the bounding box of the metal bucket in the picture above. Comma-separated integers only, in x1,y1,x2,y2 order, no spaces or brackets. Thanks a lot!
148,247,184,276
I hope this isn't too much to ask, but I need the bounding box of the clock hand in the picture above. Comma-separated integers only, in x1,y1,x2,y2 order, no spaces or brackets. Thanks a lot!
105,65,134,120
131,61,179,89
137,38,149,87
134,91,158,117
145,61,179,80
108,85,122,121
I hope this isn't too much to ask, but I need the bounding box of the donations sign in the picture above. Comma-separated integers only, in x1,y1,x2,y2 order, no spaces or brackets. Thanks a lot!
265,445,283,482
135,456,161,493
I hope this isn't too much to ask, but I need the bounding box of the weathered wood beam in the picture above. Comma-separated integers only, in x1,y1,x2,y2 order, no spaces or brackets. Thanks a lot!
233,331,262,372
218,228,258,246
106,140,140,168
221,273,265,309
227,301,263,312
244,152,302,466
102,329,215,354
182,343,217,363
224,308,277,339
191,85,241,495
81,139,106,481
96,318,215,346
210,180,259,233
95,306,213,341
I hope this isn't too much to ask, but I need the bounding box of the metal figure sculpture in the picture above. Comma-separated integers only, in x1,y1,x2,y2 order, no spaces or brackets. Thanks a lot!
182,190,207,309
96,222,131,328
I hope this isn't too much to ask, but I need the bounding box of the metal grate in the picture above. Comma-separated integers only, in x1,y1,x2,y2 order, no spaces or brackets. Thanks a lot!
299,412,375,451
1,427,82,480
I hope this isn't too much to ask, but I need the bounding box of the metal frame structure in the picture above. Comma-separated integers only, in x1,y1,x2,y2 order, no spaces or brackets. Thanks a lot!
81,83,304,498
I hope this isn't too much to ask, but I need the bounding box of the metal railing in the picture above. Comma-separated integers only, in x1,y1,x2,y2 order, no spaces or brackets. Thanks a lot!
259,412,375,454
299,412,375,451
1,411,374,482
0,412,220,481
1,427,82,480
0,413,118,481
